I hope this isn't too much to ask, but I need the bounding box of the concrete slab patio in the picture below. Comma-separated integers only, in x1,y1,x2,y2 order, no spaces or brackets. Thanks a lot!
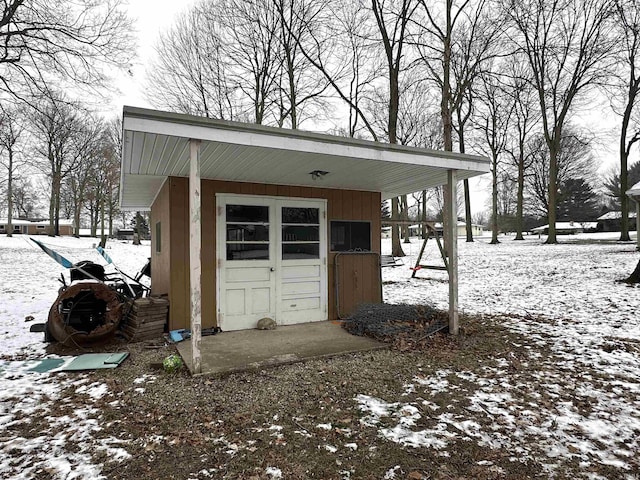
176,321,387,376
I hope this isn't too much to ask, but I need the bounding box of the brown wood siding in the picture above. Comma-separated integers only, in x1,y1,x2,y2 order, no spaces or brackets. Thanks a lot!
170,178,190,330
150,180,171,306
158,177,381,330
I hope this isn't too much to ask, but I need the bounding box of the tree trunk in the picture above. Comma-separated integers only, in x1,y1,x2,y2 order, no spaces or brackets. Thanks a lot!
490,154,500,244
624,258,640,283
514,154,525,240
458,122,473,243
402,194,411,244
53,179,61,236
99,200,107,248
73,204,81,238
620,147,630,242
6,150,13,237
391,197,405,256
619,79,635,242
464,180,473,242
422,190,427,239
133,211,142,246
49,173,61,236
546,143,559,244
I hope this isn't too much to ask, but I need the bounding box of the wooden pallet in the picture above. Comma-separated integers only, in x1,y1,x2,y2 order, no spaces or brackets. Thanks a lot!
121,297,168,342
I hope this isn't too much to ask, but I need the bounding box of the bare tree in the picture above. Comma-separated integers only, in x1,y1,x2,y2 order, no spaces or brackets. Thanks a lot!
273,0,332,128
0,105,25,236
474,70,513,244
415,0,499,243
505,0,615,243
61,117,107,238
279,0,380,138
331,0,380,137
370,0,420,256
30,93,92,235
503,56,539,240
525,130,596,218
216,0,282,124
610,0,640,241
105,117,123,237
145,5,237,119
0,0,134,102
11,179,40,219
85,130,118,244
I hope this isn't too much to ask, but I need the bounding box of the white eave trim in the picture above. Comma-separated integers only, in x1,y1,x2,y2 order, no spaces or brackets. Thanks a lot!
122,109,490,174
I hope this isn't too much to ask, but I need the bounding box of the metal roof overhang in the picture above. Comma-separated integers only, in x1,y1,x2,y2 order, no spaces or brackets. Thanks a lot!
120,106,490,211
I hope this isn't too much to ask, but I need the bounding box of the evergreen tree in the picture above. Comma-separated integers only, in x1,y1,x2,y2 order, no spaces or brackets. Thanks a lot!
557,178,600,221
381,201,391,219
604,160,640,209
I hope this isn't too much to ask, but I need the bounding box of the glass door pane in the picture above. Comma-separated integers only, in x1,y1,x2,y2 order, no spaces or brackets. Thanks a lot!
281,207,320,260
226,204,270,261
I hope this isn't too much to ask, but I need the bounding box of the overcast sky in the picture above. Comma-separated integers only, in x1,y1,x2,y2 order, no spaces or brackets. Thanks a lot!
109,0,196,115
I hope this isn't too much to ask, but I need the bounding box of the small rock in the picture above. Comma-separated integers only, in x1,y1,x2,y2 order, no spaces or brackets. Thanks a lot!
257,317,277,330
24,315,35,322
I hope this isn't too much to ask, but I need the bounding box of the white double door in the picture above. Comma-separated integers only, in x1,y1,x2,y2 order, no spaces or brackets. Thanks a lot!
216,194,328,331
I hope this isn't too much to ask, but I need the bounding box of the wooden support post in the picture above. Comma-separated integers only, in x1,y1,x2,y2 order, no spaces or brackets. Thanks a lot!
447,169,459,335
189,139,202,374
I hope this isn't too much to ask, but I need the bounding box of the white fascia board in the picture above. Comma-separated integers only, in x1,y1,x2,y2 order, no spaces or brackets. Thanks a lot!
123,116,490,174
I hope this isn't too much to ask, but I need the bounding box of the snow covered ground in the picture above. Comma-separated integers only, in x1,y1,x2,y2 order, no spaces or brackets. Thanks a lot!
0,235,150,479
0,232,639,479
374,232,640,477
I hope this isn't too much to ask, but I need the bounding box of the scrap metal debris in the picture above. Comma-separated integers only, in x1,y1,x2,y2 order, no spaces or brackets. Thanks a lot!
29,238,152,347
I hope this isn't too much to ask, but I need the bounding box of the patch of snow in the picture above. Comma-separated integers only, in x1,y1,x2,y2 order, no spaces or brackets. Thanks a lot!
383,465,401,479
76,382,109,400
133,374,156,384
316,423,332,430
265,466,283,479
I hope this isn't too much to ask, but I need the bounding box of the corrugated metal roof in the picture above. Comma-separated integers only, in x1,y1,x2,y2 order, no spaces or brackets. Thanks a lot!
120,107,490,211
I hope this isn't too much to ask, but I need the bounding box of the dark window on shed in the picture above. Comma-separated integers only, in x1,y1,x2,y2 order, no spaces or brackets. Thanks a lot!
155,222,161,253
330,221,371,251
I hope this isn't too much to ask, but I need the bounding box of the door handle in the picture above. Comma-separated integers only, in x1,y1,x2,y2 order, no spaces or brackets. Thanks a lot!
270,267,275,272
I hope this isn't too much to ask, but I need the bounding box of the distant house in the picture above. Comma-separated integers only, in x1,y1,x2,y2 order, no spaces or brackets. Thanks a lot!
0,219,74,236
77,227,111,237
432,222,484,237
531,221,585,235
116,228,135,240
596,211,638,232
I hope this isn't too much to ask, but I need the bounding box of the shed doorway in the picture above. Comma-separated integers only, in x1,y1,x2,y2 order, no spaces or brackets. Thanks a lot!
216,194,328,331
